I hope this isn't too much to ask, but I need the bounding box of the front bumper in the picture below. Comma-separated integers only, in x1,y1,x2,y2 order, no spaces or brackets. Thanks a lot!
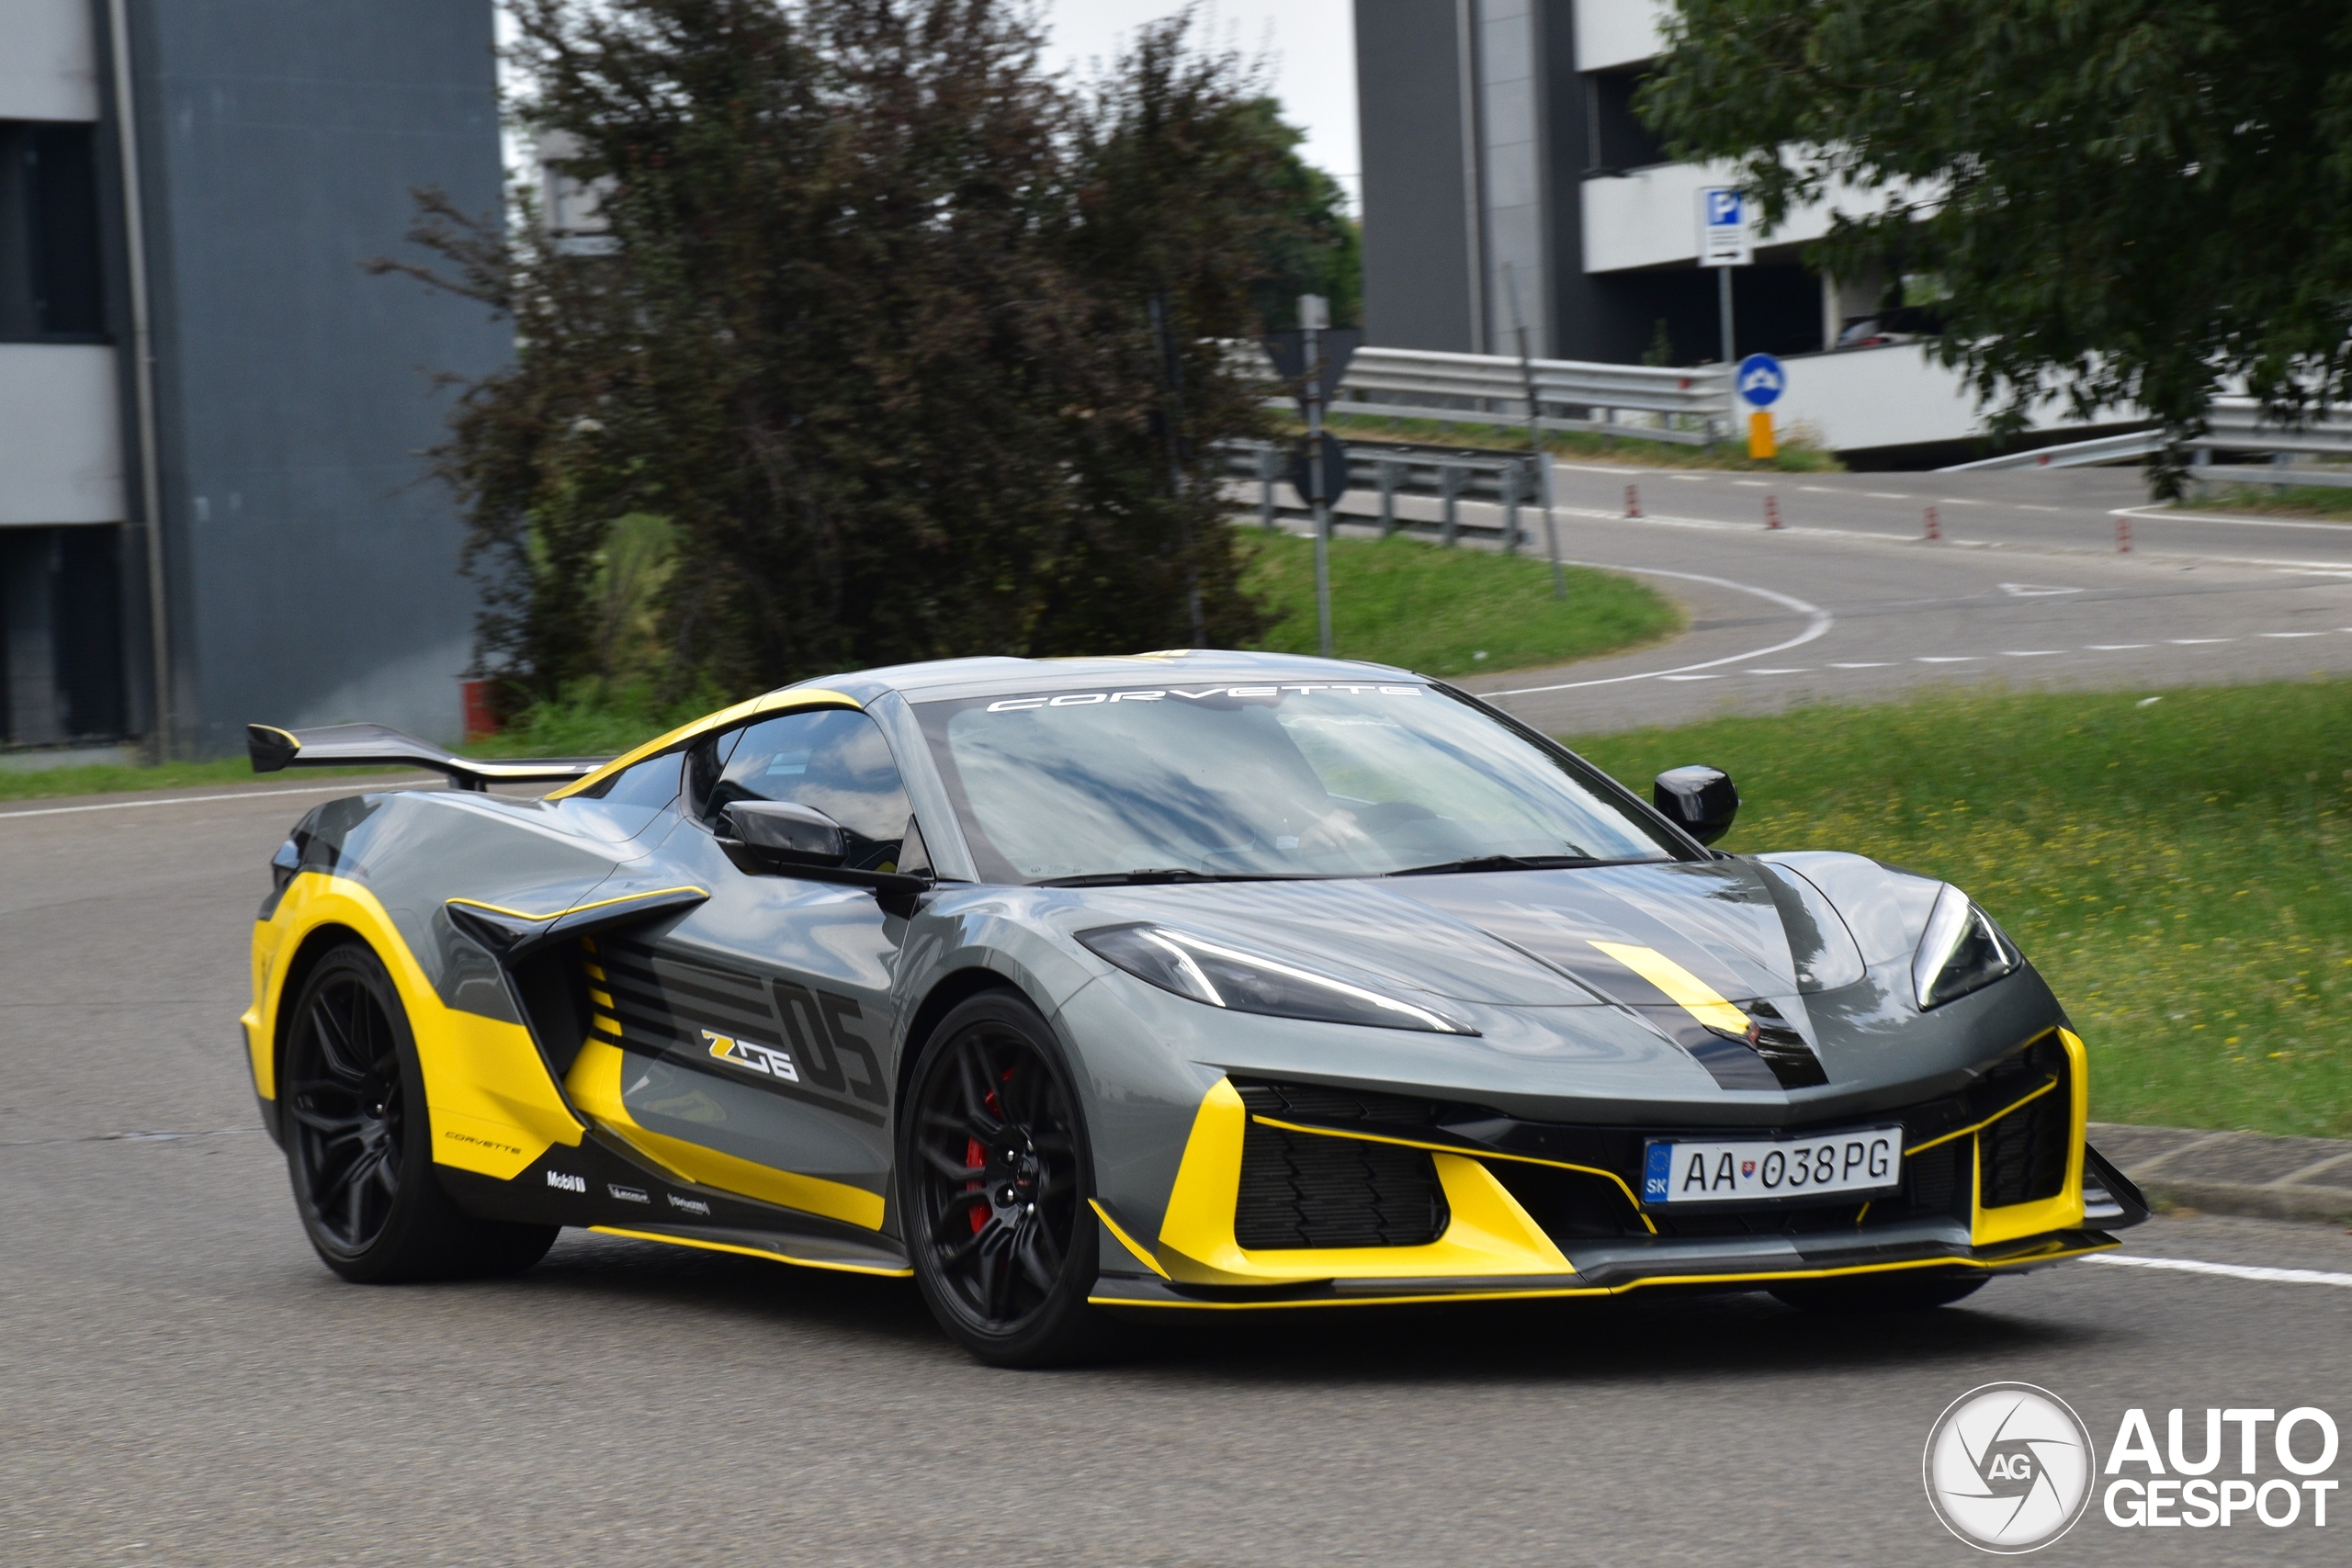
1089,1027,2135,1310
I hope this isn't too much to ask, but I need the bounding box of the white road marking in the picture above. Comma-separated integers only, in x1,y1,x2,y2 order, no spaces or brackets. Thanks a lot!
1865,491,1911,500
1747,668,1811,674
1669,474,1710,481
2018,504,2062,513
0,780,437,821
2000,582,2084,596
2086,643,2153,649
1916,656,1982,662
1830,661,1894,668
1487,567,1833,697
1799,486,1839,494
1936,497,1986,506
1662,674,1723,682
2167,637,2234,644
2259,631,2327,637
2086,1255,2352,1290
2003,650,2065,657
1731,479,1770,489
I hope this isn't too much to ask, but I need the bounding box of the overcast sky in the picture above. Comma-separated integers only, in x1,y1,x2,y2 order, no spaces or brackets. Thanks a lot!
1038,0,1360,207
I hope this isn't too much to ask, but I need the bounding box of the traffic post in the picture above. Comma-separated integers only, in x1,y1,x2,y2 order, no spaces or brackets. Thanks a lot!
1262,299,1361,657
1736,352,1784,460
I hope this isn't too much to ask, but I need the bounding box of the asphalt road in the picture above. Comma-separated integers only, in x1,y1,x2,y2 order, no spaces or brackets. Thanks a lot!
1348,463,2352,734
6,782,2350,1565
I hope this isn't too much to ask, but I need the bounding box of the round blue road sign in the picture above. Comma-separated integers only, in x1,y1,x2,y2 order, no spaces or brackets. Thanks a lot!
1736,353,1785,407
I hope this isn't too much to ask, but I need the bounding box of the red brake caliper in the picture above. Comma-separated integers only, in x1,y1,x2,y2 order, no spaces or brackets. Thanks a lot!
965,1077,1011,1235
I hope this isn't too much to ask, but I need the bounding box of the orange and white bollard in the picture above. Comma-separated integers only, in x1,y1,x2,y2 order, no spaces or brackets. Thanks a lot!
1764,495,1782,529
2117,514,2132,553
1625,484,1641,518
1924,505,1940,541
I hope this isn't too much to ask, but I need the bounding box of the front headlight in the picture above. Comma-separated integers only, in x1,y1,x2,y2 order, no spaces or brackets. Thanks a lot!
1077,924,1476,1034
1911,885,2020,1009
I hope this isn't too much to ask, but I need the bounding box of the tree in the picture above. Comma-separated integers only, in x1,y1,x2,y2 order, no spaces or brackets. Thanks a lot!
382,0,1346,701
1639,0,2352,489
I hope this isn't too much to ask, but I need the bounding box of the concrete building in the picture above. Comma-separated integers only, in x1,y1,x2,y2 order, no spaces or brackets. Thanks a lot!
1348,0,2109,459
0,0,508,760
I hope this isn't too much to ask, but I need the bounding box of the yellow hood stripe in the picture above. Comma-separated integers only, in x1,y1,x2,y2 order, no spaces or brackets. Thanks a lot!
1588,941,1751,1035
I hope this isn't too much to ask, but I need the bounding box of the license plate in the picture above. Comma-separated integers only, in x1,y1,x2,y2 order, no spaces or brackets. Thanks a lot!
1642,1127,1903,1206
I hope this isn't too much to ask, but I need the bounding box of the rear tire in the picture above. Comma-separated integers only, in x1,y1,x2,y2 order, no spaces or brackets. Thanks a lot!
899,991,1113,1367
281,942,557,1282
1768,1271,1987,1314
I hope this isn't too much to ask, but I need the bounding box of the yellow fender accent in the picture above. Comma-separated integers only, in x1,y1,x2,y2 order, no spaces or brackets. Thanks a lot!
1154,1079,1574,1283
542,688,863,801
250,874,583,1180
1971,1027,2090,1246
565,1038,888,1231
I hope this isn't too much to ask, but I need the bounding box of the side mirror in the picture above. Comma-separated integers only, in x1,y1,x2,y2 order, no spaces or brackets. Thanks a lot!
718,800,847,868
1654,765,1738,846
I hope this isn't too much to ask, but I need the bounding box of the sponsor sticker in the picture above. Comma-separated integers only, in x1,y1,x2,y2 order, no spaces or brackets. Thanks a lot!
545,1170,585,1193
667,1193,711,1217
606,1183,650,1204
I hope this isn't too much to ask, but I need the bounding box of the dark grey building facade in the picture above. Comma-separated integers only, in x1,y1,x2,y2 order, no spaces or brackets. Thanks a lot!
0,0,508,760
1354,0,1830,367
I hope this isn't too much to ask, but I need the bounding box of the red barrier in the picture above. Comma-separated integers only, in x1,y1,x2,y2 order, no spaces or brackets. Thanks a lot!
1625,484,1641,518
1764,495,1782,529
1925,505,1940,541
461,679,501,741
2117,514,2132,553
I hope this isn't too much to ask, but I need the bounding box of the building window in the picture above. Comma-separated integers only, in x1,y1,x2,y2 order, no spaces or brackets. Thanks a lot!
0,121,107,341
1583,71,1669,175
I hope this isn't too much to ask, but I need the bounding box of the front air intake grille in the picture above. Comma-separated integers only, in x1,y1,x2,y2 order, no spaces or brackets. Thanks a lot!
1233,1121,1448,1248
1979,1038,2072,1208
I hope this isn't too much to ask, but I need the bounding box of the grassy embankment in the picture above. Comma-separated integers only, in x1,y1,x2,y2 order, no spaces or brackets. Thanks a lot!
1306,411,1844,473
1571,681,2352,1140
2181,481,2352,520
0,533,1680,798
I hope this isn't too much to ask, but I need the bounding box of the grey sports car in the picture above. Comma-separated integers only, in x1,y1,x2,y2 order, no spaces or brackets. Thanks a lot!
243,651,2145,1364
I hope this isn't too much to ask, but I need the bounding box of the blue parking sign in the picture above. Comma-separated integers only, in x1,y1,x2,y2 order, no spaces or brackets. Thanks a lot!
1706,189,1743,228
1736,353,1785,408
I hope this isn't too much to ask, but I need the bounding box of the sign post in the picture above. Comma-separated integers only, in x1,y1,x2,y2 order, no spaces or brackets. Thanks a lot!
1736,351,1784,460
1697,187,1753,436
1263,299,1359,658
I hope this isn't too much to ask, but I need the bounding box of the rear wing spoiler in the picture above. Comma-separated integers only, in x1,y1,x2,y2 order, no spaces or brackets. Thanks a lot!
246,723,612,793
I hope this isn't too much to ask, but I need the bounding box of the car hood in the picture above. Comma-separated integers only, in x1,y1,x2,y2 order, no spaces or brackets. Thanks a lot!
1061,857,1908,1010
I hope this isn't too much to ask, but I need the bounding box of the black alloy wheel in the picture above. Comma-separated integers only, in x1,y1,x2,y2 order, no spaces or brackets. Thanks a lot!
900,992,1107,1366
286,957,407,1254
282,942,555,1282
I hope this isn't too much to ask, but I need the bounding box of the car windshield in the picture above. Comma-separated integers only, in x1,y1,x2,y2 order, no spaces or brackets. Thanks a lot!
913,680,1687,883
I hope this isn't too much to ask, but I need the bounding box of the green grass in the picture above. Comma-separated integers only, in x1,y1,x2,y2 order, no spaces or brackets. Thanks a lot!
0,755,397,804
1240,529,1681,678
2182,482,2352,520
1567,681,2352,1140
1308,412,1845,473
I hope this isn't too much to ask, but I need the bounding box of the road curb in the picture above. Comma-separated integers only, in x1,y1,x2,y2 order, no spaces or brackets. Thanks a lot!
2091,1122,2352,1224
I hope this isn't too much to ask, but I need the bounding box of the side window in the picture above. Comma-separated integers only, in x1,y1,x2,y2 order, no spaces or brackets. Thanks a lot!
560,749,684,840
696,709,913,872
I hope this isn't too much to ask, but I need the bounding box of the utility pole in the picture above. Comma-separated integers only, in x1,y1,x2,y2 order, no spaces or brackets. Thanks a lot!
1301,292,1333,658
1505,265,1565,601
1718,266,1735,371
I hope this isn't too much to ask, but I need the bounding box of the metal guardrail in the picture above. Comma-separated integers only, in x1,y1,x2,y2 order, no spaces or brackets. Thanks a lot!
1219,440,1546,548
1241,344,1735,448
1941,400,2352,472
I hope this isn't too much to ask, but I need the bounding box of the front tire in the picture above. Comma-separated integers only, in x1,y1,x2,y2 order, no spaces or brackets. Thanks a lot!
1769,1271,1987,1314
899,991,1109,1366
281,942,556,1282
